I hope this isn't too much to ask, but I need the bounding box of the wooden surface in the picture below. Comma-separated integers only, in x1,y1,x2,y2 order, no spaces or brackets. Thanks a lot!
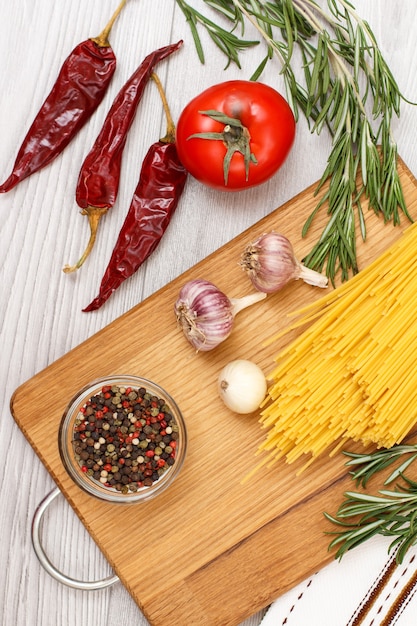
10,159,417,626
2,2,417,626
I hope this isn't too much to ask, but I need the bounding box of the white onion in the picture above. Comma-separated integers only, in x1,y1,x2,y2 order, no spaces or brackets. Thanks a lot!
218,359,267,414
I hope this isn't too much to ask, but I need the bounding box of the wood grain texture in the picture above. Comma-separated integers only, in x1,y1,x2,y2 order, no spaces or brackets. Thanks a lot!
1,1,417,625
10,159,417,626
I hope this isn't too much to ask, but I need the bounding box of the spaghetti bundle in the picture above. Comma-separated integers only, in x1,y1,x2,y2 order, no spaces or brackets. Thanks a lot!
257,223,417,472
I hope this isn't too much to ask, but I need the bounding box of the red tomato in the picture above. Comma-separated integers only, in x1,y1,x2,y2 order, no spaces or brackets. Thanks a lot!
176,80,296,191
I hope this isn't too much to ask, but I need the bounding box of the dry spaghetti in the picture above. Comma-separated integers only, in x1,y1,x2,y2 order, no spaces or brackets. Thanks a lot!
256,222,417,473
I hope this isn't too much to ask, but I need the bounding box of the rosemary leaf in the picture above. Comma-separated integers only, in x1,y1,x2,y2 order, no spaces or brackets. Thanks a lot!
176,0,206,64
384,456,417,484
250,53,271,81
204,0,241,22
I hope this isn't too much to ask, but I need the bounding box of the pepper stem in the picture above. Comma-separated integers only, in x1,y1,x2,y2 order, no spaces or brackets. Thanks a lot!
230,291,267,316
91,0,128,48
151,72,176,144
62,206,108,273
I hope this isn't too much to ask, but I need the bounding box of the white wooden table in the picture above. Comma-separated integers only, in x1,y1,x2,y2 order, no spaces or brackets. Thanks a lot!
1,1,416,625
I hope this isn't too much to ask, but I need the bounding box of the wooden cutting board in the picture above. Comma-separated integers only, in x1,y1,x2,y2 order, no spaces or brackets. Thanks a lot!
11,157,417,626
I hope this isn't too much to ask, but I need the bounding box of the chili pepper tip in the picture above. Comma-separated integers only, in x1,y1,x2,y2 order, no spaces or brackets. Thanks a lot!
0,174,18,193
83,296,103,312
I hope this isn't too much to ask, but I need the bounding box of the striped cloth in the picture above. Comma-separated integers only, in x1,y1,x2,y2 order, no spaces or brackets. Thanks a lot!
260,536,417,626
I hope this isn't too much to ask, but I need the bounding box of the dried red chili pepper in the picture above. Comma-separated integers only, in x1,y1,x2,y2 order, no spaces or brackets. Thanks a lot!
63,40,183,273
83,74,187,312
0,0,127,194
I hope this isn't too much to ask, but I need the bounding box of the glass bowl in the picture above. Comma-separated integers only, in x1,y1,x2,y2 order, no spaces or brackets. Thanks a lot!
59,375,187,503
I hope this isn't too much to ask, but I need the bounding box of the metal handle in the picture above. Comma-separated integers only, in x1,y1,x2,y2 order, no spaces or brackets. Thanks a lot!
31,487,119,590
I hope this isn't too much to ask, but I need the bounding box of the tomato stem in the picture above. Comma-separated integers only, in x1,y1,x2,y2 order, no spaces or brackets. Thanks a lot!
187,109,257,184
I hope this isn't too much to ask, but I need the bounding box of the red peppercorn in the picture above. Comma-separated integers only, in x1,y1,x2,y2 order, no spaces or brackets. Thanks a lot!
145,450,155,458
96,410,104,418
157,459,166,468
81,466,88,473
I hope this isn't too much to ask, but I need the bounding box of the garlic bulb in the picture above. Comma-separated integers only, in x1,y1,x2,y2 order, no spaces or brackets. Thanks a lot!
240,231,328,293
218,359,267,414
174,279,266,351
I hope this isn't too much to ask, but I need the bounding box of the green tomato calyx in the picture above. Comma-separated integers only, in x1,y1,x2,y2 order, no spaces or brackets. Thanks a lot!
187,109,258,185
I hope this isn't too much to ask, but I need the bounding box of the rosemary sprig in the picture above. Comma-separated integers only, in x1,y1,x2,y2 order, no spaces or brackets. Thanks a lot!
176,0,414,282
325,445,417,563
175,0,259,69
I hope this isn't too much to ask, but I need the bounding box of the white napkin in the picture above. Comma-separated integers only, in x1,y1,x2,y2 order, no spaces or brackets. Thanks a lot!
260,536,417,626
